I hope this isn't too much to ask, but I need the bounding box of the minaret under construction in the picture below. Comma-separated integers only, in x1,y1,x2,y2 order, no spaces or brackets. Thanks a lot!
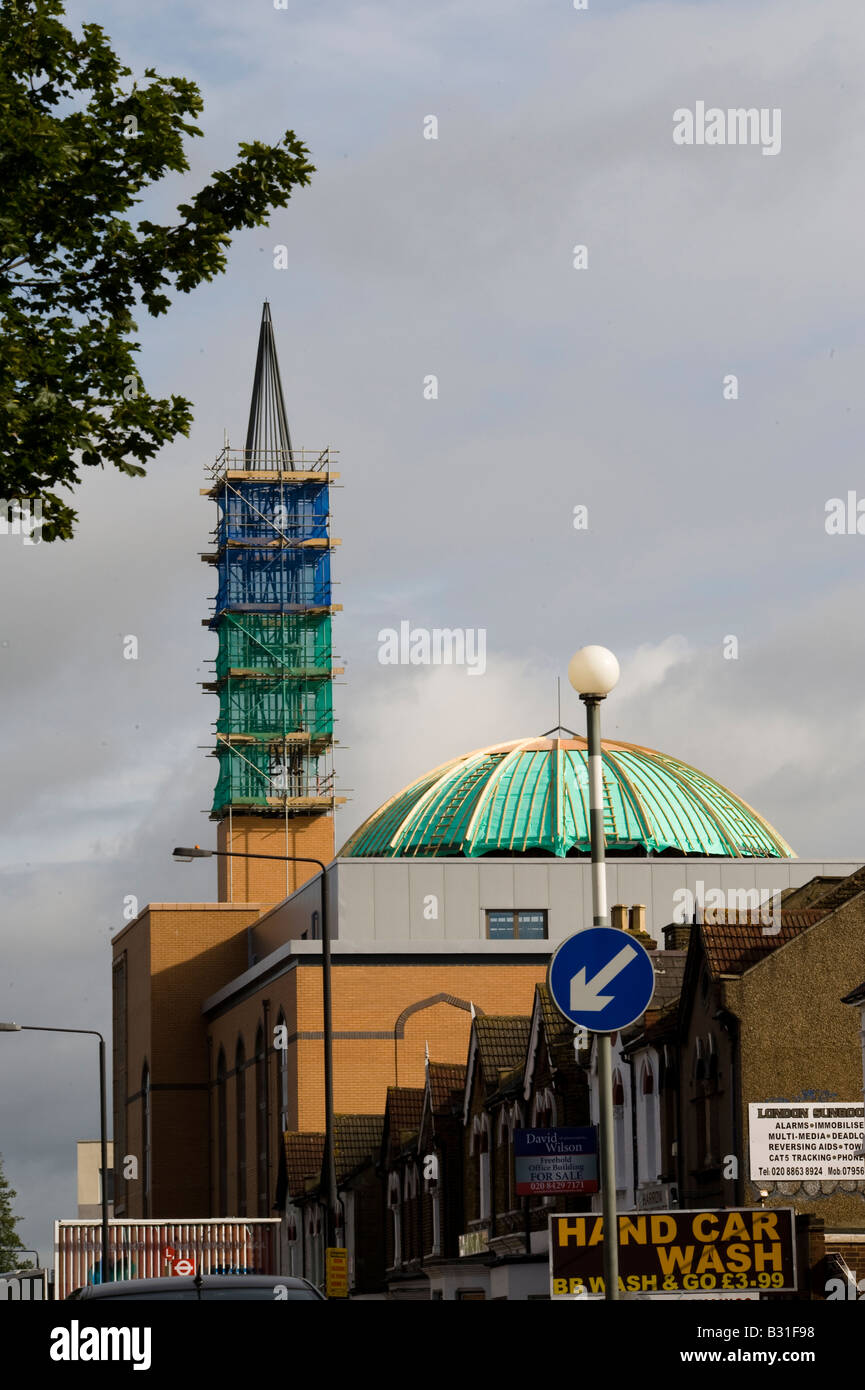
202,302,343,903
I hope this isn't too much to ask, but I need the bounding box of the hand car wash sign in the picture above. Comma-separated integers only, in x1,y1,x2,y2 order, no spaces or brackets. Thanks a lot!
549,1208,796,1297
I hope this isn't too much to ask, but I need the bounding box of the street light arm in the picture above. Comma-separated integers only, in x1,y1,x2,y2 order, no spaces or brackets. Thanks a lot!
174,845,328,874
16,1024,105,1043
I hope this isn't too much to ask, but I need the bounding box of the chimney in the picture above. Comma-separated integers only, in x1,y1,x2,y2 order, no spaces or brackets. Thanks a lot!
611,904,628,931
628,904,657,951
663,921,692,950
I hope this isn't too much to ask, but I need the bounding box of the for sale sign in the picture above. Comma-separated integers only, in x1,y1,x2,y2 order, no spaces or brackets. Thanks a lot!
514,1128,598,1195
549,1208,797,1297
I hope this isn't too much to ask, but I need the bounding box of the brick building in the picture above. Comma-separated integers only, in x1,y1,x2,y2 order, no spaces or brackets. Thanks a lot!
110,303,864,1296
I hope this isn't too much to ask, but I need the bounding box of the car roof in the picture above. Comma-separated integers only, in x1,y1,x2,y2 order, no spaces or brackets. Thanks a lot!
75,1275,317,1298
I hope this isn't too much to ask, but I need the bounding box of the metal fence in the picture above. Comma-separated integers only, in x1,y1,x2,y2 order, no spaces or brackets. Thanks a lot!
54,1219,281,1301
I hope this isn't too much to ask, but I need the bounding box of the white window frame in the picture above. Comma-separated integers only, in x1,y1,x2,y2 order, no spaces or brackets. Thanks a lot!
472,1115,492,1221
387,1171,402,1266
637,1055,661,1185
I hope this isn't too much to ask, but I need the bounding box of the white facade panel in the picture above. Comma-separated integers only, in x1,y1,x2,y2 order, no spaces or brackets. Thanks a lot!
248,858,865,966
407,863,446,940
477,864,515,921
616,864,653,924
548,863,579,940
513,864,550,911
649,865,692,944
338,861,375,941
372,862,410,939
441,863,481,939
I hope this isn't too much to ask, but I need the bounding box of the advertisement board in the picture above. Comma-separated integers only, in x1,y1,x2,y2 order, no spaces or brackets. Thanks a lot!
325,1246,349,1298
514,1128,598,1195
549,1208,797,1298
749,1102,865,1180
54,1219,281,1300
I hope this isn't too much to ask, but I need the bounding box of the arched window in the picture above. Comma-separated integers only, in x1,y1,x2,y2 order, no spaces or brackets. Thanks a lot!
706,1049,720,1166
141,1062,151,1217
496,1104,523,1212
236,1039,247,1216
388,1171,402,1267
425,1149,441,1257
613,1068,626,1191
532,1087,557,1128
694,1041,712,1168
276,1010,290,1134
471,1115,491,1221
255,1025,268,1215
216,1049,227,1217
640,1059,660,1184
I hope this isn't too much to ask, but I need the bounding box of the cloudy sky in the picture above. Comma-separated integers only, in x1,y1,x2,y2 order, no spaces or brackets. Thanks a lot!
2,0,864,1263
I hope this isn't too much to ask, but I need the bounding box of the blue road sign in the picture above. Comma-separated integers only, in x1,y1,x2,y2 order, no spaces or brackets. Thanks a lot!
547,927,655,1032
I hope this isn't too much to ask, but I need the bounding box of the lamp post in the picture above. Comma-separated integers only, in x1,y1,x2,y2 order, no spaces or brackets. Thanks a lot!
567,644,621,1303
173,846,338,1251
0,1022,110,1284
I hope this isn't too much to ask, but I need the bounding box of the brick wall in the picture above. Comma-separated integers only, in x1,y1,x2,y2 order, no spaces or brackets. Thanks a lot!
114,902,261,1218
216,815,334,904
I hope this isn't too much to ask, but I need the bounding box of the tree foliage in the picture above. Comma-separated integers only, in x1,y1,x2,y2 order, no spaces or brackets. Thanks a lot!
0,1152,27,1272
0,0,315,540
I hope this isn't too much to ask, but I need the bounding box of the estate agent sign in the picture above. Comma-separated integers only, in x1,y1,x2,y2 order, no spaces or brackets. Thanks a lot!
514,1128,598,1195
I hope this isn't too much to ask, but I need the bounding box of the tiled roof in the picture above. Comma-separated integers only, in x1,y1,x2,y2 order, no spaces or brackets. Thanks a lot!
649,950,688,1011
283,1132,324,1197
780,876,843,911
701,913,823,977
334,1114,383,1182
620,951,687,1045
701,908,824,928
475,1016,531,1083
428,1062,466,1112
537,984,580,1075
383,1087,425,1158
486,1064,524,1105
801,865,865,916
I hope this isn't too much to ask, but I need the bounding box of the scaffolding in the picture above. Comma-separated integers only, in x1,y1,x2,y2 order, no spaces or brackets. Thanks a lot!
214,613,332,679
205,303,343,820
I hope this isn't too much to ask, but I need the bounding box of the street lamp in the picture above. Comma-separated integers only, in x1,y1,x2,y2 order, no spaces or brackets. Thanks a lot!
568,644,621,1303
0,1022,110,1285
172,845,338,1251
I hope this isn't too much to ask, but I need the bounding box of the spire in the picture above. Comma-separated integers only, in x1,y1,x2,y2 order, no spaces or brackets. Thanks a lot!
244,301,293,467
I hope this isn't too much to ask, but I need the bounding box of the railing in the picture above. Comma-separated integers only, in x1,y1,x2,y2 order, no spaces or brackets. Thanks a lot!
208,446,337,480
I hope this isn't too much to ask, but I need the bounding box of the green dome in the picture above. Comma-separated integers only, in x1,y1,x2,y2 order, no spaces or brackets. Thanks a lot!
339,735,795,860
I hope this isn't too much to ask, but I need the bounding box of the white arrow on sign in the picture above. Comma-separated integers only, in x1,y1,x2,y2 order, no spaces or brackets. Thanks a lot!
569,942,637,1012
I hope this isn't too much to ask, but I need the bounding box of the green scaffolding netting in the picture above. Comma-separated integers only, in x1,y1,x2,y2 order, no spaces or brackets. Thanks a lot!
216,679,333,738
211,744,333,811
215,612,332,679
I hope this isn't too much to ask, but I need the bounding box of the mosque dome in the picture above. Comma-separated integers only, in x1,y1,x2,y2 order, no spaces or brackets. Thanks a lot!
339,734,794,860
